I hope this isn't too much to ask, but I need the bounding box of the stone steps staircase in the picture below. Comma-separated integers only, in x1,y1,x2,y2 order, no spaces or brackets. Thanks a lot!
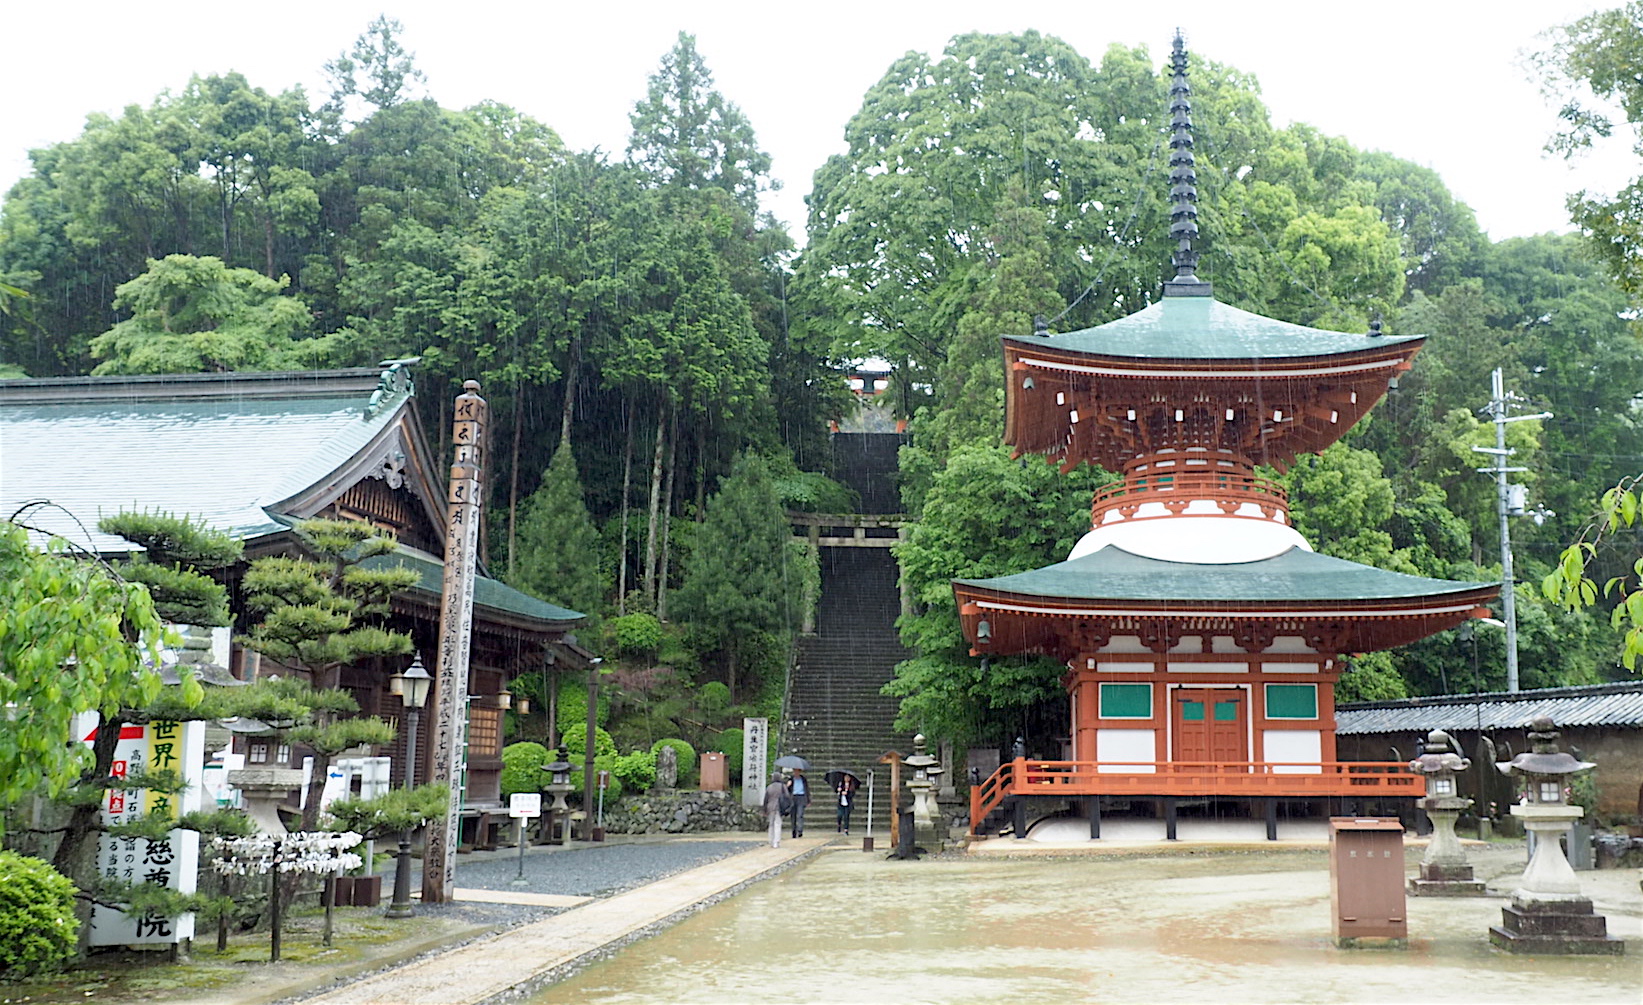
784,548,911,833
780,430,912,835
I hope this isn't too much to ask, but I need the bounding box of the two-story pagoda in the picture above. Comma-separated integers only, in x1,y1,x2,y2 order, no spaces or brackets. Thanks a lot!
963,36,1498,838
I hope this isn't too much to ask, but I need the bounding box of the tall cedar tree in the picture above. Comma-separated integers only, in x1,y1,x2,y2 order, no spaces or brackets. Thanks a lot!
671,452,801,697
239,519,416,829
509,440,607,617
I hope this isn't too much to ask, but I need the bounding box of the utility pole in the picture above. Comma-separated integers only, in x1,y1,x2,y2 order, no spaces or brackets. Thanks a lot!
1472,368,1551,693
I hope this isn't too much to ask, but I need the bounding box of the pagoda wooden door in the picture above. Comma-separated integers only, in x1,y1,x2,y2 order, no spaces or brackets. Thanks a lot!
1172,688,1247,764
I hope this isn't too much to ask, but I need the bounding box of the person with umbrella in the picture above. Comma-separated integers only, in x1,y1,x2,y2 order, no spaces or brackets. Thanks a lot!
826,769,861,834
775,754,811,838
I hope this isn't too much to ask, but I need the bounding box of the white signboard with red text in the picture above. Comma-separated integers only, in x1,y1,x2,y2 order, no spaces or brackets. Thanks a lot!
82,717,204,946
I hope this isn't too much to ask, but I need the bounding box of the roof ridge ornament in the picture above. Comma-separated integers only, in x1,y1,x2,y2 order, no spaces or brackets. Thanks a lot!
366,357,420,419
1163,31,1212,298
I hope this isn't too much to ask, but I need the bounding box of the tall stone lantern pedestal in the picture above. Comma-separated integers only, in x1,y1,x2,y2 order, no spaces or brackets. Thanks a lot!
904,735,945,854
1487,717,1623,955
541,761,575,846
1406,730,1484,896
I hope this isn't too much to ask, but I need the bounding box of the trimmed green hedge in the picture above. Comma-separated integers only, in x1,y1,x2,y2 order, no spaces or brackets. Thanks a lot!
0,850,79,977
650,738,698,786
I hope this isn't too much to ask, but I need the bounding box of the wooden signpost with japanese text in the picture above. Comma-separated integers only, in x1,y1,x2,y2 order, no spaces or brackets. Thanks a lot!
422,380,485,904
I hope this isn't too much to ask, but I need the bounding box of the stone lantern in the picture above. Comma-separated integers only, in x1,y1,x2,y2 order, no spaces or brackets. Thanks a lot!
542,760,575,846
904,734,944,853
1488,717,1622,954
1406,729,1484,895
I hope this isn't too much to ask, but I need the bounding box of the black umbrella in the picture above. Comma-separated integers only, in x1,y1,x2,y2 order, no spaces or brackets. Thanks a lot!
774,754,811,770
824,769,861,788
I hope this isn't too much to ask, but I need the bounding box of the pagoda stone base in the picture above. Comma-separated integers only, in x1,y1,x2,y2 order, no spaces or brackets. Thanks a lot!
1408,861,1485,897
1489,898,1625,955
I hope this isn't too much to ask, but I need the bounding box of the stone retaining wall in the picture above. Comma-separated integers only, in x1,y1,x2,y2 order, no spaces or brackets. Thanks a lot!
601,790,765,835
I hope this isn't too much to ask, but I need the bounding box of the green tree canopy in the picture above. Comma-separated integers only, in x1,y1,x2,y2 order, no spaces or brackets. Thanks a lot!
886,447,1110,744
671,452,811,695
1537,2,1643,298
88,255,311,374
0,521,166,810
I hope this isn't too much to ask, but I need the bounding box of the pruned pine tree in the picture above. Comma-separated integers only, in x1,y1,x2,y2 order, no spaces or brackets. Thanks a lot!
239,518,415,829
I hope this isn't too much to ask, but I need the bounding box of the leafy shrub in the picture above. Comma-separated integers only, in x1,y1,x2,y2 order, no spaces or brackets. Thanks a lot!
610,612,663,656
556,675,610,735
578,754,625,803
500,741,551,797
695,682,731,725
612,749,658,792
771,469,859,513
559,723,616,761
650,738,698,786
712,727,745,777
0,850,80,977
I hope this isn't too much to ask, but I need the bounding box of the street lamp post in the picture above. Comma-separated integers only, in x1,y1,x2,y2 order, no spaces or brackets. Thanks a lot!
387,656,433,919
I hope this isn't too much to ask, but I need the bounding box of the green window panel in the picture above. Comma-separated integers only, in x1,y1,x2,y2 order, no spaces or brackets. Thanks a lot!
1213,699,1240,721
1265,684,1318,720
1180,700,1205,722
1100,683,1152,719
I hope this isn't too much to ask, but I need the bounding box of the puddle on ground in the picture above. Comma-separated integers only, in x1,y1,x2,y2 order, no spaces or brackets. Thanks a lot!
526,848,1640,1004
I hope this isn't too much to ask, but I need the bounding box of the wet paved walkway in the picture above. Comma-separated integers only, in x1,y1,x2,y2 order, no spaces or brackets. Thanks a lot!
213,828,1640,1005
297,836,835,1005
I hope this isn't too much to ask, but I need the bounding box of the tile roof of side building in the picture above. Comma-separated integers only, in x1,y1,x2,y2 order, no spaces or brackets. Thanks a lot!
0,367,582,628
1335,680,1643,734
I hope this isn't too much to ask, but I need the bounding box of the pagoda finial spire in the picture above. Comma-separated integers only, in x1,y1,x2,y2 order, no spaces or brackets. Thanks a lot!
1164,30,1211,297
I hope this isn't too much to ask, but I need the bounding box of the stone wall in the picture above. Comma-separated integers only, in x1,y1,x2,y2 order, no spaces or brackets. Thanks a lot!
601,790,766,835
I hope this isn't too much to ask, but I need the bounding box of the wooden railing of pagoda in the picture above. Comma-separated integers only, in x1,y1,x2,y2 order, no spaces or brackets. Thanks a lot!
969,759,1423,834
1090,471,1289,525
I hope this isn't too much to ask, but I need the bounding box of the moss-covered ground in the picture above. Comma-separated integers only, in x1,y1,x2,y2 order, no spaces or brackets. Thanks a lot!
0,906,491,1005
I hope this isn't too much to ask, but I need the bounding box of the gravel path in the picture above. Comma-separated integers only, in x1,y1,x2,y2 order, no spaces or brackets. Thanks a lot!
440,838,764,897
398,839,765,929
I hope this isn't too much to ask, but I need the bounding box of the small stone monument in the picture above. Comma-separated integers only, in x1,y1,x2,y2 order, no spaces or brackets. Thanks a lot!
1406,729,1485,895
1489,717,1624,954
904,734,944,854
656,744,678,790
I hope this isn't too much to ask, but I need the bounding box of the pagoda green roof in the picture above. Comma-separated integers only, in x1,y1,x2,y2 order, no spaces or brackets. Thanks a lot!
364,548,584,626
956,546,1493,605
1005,296,1423,361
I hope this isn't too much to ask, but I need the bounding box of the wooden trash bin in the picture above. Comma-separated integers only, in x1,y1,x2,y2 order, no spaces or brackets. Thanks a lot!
1329,817,1407,946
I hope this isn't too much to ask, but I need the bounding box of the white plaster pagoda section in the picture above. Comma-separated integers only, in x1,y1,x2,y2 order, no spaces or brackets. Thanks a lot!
1062,447,1327,767
1070,450,1310,563
1511,803,1587,904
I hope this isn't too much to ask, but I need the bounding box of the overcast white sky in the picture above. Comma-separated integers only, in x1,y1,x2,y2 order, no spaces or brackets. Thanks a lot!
3,1,1636,245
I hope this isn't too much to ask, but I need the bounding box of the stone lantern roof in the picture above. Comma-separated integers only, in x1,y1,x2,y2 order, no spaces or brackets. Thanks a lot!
1496,716,1595,779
